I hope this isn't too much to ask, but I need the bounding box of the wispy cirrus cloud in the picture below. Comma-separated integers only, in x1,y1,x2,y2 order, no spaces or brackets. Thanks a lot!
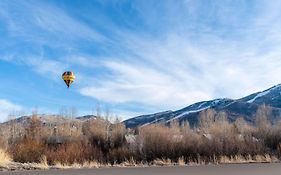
0,0,104,81
1,0,281,118
0,0,104,43
0,99,23,122
24,57,67,80
78,0,281,112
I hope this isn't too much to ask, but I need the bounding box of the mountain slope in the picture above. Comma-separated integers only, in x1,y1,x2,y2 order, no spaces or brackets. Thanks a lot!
124,84,281,128
2,114,99,127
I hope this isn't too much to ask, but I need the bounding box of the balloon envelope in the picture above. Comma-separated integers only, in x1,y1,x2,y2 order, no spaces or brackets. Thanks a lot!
62,71,75,88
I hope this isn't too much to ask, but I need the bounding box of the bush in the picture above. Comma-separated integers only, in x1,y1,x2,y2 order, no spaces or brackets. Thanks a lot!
9,138,45,163
108,146,135,164
2,106,281,165
44,140,103,165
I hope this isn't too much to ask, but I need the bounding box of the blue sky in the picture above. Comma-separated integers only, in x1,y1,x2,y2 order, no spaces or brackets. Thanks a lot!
1,0,281,122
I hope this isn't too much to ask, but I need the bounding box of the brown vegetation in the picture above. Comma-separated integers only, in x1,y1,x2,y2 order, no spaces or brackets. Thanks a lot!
0,149,11,166
0,105,281,169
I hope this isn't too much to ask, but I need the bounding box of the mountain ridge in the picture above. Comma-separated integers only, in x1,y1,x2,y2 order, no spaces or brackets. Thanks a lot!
124,84,281,128
1,84,281,128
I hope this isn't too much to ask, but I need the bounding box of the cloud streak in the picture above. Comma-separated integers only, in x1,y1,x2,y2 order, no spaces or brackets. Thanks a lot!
0,99,23,122
78,0,281,112
0,0,104,43
1,0,281,118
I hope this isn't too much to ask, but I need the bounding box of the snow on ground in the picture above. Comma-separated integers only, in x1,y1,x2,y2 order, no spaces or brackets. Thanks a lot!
247,84,281,103
165,106,210,123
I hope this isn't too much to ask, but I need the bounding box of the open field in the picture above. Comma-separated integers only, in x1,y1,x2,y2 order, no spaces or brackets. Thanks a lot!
0,163,280,175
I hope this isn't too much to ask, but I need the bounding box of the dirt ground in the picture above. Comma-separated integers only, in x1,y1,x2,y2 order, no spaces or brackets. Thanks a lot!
0,163,281,175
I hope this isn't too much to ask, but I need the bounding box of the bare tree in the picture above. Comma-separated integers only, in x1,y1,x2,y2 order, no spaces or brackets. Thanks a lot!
95,103,101,118
110,116,126,148
69,107,77,119
255,104,272,132
199,109,216,132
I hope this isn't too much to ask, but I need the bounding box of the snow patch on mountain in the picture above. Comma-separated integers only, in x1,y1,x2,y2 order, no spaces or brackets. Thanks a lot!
196,102,207,109
247,84,281,103
247,91,270,103
124,84,281,128
165,98,231,123
166,106,210,123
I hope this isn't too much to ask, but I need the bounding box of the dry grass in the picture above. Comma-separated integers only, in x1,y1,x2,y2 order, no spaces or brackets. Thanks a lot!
82,161,100,168
0,148,12,167
2,106,281,170
187,159,206,166
254,154,279,163
53,160,101,169
219,155,249,164
0,149,50,170
152,158,172,166
35,155,49,169
53,161,72,169
178,157,185,166
219,154,277,164
118,157,137,167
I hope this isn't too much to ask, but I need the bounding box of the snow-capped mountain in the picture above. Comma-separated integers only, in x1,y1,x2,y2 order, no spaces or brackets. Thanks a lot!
2,84,281,128
240,84,281,107
124,84,281,128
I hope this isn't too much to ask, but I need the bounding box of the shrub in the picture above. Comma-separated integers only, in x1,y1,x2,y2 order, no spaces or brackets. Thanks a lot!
0,148,11,165
44,140,103,165
9,138,45,163
2,107,281,165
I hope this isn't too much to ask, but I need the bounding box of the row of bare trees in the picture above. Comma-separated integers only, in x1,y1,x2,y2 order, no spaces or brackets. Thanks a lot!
1,105,281,165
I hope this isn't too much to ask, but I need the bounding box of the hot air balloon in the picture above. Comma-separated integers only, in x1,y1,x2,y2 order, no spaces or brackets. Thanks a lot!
62,71,75,88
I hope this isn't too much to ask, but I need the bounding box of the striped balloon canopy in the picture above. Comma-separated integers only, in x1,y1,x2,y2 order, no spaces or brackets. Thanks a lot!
62,71,75,88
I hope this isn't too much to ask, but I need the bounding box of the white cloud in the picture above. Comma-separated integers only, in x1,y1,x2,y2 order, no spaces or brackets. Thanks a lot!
32,4,104,42
80,56,213,110
0,54,67,81
0,99,23,122
2,0,281,117
24,57,67,80
0,0,104,43
79,13,281,112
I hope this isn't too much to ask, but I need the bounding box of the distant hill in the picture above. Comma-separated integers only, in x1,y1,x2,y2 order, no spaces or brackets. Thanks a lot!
1,114,99,127
124,84,281,128
2,84,281,129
